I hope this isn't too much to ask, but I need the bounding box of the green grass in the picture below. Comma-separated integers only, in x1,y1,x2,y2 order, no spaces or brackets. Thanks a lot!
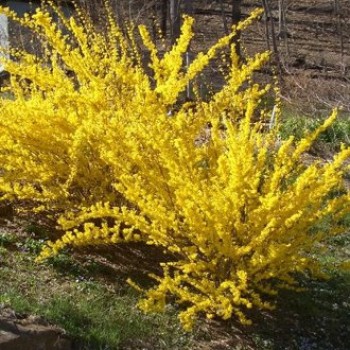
0,230,193,350
243,272,350,350
279,108,350,152
0,232,17,247
1,210,350,349
2,286,189,349
245,238,350,350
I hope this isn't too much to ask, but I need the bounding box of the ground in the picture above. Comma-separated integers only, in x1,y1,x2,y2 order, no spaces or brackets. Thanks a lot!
1,1,350,348
0,210,349,349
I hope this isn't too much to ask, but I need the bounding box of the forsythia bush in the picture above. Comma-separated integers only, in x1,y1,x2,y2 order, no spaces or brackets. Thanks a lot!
0,3,349,330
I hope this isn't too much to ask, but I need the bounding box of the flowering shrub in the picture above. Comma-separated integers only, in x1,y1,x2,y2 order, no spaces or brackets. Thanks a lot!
0,3,349,330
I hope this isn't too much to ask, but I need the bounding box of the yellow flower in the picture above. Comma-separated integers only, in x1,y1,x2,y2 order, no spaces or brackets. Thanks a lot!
1,2,349,331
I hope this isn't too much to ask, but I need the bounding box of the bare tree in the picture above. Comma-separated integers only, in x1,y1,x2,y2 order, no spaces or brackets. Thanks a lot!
277,0,286,37
161,0,168,36
277,0,290,57
231,0,243,59
261,0,282,75
169,0,181,44
220,0,229,35
151,0,168,39
183,0,193,16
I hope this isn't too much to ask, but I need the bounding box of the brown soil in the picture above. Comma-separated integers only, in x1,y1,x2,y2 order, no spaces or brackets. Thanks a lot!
191,0,350,113
122,0,349,114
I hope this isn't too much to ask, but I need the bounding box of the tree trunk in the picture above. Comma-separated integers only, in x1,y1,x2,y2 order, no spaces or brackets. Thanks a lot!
183,0,194,101
261,0,282,76
183,0,193,16
170,0,181,44
278,0,290,56
231,0,243,60
220,0,229,35
161,0,167,37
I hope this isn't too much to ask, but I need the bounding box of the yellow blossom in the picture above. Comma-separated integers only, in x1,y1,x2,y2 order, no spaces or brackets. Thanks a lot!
0,2,349,331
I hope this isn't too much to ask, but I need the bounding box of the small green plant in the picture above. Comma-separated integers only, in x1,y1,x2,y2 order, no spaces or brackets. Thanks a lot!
25,223,50,237
0,232,16,247
15,236,45,254
280,112,350,147
45,250,84,275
